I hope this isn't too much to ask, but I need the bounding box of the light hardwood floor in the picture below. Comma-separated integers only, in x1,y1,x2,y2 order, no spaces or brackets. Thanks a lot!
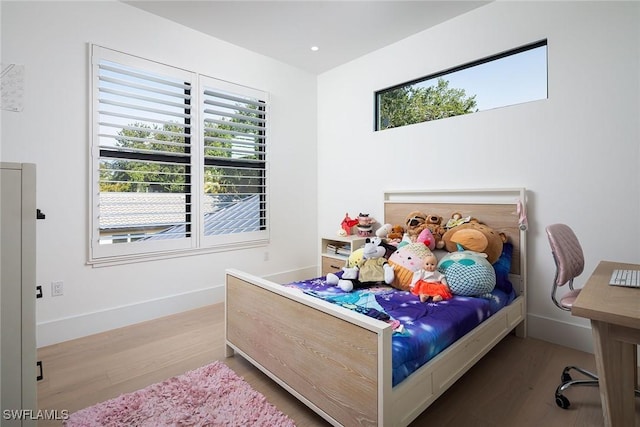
37,304,639,427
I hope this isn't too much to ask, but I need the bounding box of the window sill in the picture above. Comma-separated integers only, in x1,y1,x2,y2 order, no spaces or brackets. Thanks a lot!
87,239,269,268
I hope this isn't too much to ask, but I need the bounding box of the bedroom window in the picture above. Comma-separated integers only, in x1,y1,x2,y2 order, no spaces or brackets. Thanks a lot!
375,40,547,130
90,45,268,264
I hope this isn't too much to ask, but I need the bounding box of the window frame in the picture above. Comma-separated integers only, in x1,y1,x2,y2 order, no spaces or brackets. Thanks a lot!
89,45,269,265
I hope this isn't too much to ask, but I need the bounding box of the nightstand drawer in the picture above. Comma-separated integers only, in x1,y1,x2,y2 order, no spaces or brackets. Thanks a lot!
322,256,345,276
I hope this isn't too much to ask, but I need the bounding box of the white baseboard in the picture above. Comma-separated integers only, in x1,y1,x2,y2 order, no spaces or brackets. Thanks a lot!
36,266,319,348
37,285,225,348
527,313,594,354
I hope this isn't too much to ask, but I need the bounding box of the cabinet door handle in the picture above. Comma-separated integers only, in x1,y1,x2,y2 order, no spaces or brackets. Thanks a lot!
330,264,342,270
36,360,43,381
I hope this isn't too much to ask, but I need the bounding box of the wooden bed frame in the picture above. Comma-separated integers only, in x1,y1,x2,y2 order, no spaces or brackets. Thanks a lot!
225,189,528,426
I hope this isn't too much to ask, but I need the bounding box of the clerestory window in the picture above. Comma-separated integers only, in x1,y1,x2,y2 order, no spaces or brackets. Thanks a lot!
375,40,548,130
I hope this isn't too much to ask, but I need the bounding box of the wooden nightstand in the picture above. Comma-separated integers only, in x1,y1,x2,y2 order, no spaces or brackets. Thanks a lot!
320,235,366,276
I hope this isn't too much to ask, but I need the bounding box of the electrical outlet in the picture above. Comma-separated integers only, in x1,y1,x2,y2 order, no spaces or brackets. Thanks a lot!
51,281,64,297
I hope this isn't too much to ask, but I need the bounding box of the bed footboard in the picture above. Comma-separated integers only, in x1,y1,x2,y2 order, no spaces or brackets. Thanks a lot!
226,270,393,427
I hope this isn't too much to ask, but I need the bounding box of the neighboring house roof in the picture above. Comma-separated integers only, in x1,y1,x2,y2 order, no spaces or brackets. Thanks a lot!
147,194,261,240
99,192,261,238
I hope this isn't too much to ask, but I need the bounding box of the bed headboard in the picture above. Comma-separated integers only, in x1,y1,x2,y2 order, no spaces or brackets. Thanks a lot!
383,189,527,282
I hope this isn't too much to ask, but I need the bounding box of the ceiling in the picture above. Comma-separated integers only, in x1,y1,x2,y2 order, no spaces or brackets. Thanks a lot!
124,1,490,74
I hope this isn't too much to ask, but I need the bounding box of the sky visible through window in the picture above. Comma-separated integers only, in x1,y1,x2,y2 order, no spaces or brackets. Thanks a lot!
417,45,548,112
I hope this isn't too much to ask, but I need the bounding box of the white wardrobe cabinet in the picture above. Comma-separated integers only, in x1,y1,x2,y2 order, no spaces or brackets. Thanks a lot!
1,162,37,426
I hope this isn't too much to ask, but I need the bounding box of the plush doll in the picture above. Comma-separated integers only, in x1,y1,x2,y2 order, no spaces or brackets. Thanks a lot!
326,237,394,292
387,242,433,291
357,213,376,237
444,212,472,230
437,250,496,297
410,252,452,302
404,211,429,242
441,219,507,264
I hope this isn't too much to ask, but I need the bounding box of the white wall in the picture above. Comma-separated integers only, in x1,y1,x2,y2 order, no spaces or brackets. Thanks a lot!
317,1,640,353
2,1,639,353
1,1,318,347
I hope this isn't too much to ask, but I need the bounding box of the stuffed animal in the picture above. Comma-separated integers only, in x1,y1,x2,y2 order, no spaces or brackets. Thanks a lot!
340,213,359,236
404,211,429,242
444,212,472,230
326,237,394,292
387,242,433,291
416,227,435,250
437,250,496,297
375,223,392,239
441,219,507,264
424,214,446,249
388,225,405,241
378,223,405,246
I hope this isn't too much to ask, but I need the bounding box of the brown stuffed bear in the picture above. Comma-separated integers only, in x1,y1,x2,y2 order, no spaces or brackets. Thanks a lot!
404,211,428,242
442,219,507,264
424,214,446,249
388,224,405,241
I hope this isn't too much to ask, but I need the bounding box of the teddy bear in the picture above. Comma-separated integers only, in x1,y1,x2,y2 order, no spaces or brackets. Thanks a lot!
377,223,405,245
404,211,429,242
326,237,394,292
388,224,405,241
441,219,507,264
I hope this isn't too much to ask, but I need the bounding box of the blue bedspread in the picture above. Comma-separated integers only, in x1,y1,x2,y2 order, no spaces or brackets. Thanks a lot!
284,278,515,387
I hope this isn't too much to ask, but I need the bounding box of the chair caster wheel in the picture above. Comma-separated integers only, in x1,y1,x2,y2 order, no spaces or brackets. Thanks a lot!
556,394,570,409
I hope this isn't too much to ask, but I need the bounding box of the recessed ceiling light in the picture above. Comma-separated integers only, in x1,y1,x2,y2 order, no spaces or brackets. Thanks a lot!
310,46,319,52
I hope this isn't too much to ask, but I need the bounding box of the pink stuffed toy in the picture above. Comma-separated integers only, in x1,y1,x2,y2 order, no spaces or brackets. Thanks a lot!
416,228,435,250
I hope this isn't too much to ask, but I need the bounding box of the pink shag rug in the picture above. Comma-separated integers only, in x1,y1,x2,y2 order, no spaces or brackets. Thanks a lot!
65,361,296,427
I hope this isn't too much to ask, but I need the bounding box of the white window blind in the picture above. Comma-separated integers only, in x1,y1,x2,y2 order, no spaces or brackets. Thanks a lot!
201,76,267,244
90,46,269,263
